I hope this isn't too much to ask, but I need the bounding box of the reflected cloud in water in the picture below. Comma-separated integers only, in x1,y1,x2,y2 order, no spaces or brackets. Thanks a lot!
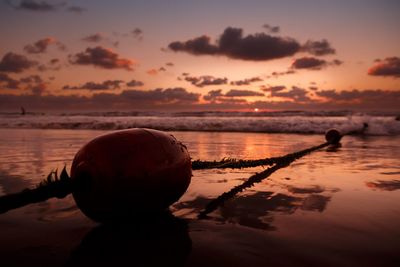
174,188,334,230
366,180,400,191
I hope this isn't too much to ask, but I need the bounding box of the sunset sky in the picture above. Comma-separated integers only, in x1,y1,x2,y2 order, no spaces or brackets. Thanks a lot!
0,0,399,111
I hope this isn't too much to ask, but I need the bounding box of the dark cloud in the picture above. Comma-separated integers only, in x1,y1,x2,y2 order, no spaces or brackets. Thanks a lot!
262,24,280,33
120,87,200,103
1,87,399,111
169,27,301,61
292,57,327,70
302,39,335,56
225,89,264,97
0,52,37,73
24,37,65,54
0,87,200,111
203,89,223,101
126,79,144,87
271,70,296,77
8,0,58,11
17,74,47,94
265,86,311,102
69,46,135,71
0,73,20,89
230,77,263,86
82,33,105,43
49,58,60,65
368,57,400,78
8,1,86,13
63,80,124,91
183,75,228,87
309,86,318,91
132,28,143,40
166,62,174,67
159,67,166,72
291,57,343,70
169,35,218,55
316,89,400,106
0,74,48,92
37,58,62,71
261,85,286,93
20,74,43,84
66,6,87,13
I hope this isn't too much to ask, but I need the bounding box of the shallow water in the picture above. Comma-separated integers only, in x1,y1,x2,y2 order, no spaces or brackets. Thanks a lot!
0,129,399,266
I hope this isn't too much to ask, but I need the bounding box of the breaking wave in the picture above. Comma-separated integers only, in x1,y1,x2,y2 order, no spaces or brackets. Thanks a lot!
0,112,399,135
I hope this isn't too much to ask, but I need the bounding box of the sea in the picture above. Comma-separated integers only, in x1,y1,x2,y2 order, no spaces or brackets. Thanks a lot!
0,111,399,266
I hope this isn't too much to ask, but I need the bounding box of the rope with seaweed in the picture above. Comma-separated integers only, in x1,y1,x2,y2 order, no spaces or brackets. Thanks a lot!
0,128,343,215
197,141,332,218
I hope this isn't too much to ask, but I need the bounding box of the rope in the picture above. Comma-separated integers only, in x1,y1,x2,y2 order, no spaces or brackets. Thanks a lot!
198,141,331,218
0,167,73,214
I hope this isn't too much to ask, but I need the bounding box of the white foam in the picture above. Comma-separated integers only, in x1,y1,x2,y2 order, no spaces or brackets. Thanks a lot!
0,114,399,135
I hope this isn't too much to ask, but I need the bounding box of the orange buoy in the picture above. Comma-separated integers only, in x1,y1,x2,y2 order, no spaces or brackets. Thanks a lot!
70,128,192,222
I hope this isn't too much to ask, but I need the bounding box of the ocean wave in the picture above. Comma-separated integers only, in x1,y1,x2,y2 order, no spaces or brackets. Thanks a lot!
0,114,399,135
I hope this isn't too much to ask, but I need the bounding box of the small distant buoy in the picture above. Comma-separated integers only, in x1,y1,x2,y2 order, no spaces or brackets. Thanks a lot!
325,129,342,144
70,128,192,222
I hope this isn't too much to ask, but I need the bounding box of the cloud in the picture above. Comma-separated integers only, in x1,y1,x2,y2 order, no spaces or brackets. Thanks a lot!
291,57,343,70
8,0,58,11
7,1,86,13
126,79,144,87
271,70,296,77
302,39,335,56
19,74,43,84
230,77,263,86
225,89,264,97
166,62,174,67
261,85,286,93
69,46,135,71
203,89,263,102
132,28,143,40
169,27,301,61
315,89,400,109
183,75,228,87
1,87,399,111
63,80,124,90
82,33,105,43
147,69,158,75
24,37,65,54
66,6,87,13
120,87,200,103
159,67,166,72
264,86,311,102
0,74,48,92
203,89,223,101
368,57,400,78
37,57,62,71
0,87,201,111
0,73,20,89
0,52,37,73
262,23,280,33
292,57,327,70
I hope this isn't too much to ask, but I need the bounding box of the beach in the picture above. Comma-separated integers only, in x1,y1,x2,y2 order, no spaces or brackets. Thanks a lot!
0,125,399,266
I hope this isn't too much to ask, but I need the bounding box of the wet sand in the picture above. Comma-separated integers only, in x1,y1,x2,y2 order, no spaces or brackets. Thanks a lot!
0,129,400,266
